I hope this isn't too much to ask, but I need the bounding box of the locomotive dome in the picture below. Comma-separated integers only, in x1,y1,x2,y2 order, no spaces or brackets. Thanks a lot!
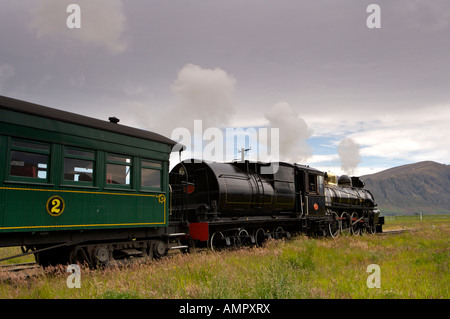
338,174,352,186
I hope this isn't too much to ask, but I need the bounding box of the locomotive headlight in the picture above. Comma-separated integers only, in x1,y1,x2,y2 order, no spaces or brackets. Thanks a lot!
179,166,186,176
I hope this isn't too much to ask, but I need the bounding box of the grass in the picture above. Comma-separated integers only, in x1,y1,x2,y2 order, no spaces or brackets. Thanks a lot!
0,216,448,299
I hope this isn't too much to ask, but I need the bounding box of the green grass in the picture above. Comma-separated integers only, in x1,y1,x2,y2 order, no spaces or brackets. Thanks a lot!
1,216,448,299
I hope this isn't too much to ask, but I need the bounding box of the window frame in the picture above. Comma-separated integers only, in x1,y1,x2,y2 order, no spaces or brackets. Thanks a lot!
140,159,163,191
307,173,319,195
63,146,96,186
8,138,51,183
105,153,133,189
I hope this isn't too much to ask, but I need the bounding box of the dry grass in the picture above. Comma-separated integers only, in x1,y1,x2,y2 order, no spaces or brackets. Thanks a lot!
1,216,448,299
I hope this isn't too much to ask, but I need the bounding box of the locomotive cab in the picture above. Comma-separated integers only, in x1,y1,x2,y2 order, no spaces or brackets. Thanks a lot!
294,165,326,216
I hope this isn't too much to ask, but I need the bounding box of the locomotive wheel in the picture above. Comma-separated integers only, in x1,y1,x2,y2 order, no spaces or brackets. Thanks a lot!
254,228,267,247
236,229,251,248
350,212,361,236
328,212,340,238
209,231,225,252
369,223,377,234
273,227,285,240
340,212,351,236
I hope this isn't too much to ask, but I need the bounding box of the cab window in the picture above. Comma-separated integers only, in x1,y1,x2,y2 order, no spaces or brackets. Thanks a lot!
307,173,318,194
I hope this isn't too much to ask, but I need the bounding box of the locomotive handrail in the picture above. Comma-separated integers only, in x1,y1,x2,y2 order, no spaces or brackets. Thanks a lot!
218,174,250,180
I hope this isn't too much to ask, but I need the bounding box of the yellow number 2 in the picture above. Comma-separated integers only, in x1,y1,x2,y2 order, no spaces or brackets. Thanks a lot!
46,195,65,217
51,199,61,214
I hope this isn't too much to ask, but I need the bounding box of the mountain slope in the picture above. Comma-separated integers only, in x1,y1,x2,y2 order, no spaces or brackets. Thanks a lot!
361,161,450,214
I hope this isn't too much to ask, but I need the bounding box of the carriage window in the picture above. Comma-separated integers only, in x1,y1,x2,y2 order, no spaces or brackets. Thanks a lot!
64,148,95,183
106,154,131,186
9,139,50,180
141,160,162,190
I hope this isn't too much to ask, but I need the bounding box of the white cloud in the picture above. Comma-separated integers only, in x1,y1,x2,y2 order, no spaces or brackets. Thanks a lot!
309,154,339,164
348,105,450,164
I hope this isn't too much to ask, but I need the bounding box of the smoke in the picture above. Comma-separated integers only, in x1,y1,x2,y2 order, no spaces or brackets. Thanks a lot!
264,102,313,163
338,137,361,175
169,63,237,134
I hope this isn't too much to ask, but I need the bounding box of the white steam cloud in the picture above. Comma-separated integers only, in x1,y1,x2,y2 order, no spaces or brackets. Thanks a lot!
264,102,313,163
170,63,236,133
338,137,361,175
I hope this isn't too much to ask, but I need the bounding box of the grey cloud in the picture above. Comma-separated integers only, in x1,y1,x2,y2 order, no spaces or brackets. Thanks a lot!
29,0,128,54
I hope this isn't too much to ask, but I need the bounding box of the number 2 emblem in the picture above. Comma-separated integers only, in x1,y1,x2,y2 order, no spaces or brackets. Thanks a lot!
46,195,65,217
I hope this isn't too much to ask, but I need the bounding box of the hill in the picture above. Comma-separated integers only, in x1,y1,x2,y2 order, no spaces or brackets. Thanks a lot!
361,161,450,215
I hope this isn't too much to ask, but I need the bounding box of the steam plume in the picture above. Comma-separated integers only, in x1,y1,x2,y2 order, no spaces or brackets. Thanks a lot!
338,137,361,175
264,102,313,163
170,63,236,133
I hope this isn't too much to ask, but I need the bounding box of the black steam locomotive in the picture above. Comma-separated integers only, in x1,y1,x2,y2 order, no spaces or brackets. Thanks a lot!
169,159,383,251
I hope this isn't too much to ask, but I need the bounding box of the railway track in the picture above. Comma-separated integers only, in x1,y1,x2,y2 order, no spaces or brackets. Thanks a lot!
0,262,44,281
378,229,412,235
0,261,40,271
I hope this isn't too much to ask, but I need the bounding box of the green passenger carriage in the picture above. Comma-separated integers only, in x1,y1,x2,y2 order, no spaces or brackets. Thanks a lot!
0,96,183,266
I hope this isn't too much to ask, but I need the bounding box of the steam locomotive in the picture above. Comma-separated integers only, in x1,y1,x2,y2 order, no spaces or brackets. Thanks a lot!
0,96,383,267
169,160,383,251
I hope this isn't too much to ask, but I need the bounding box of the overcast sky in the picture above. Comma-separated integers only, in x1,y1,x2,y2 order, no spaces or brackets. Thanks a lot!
1,0,449,175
